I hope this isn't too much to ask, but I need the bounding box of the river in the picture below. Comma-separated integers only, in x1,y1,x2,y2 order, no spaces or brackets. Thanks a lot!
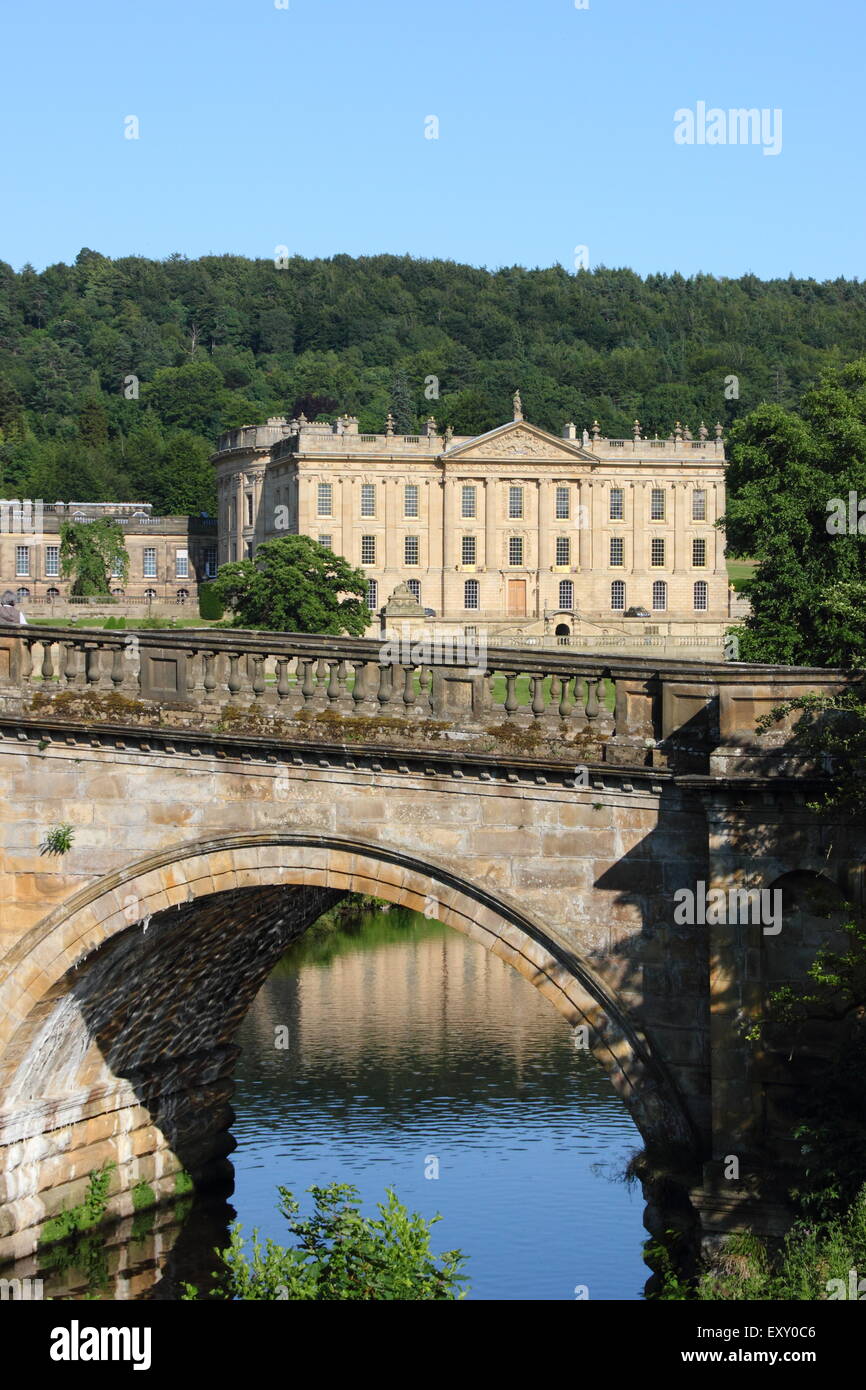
225,905,647,1300
12,905,649,1300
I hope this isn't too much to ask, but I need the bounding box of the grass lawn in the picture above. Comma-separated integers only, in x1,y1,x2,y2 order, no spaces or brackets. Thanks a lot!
26,615,223,631
727,558,756,590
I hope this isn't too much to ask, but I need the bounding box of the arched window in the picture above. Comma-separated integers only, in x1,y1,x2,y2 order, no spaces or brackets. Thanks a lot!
15,587,30,601
693,581,708,611
464,579,479,610
46,587,60,600
611,580,626,611
176,589,189,604
652,580,667,611
144,588,157,601
558,579,574,609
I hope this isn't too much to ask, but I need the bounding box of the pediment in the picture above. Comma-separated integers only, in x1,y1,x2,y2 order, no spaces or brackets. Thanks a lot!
444,420,596,463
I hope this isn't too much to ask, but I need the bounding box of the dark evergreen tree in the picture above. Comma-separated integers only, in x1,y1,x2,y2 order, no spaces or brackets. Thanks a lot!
389,369,416,434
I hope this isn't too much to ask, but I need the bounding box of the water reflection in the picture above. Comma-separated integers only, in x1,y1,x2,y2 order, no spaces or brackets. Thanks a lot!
228,907,648,1301
10,907,649,1300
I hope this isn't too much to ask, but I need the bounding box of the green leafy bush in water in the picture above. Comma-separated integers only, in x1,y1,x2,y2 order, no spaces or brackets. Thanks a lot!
183,1183,467,1301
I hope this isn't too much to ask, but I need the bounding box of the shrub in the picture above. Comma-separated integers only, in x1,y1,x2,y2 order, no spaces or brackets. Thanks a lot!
183,1182,467,1301
198,582,225,621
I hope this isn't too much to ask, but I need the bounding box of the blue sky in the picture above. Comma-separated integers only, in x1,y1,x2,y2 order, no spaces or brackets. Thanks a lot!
1,0,862,279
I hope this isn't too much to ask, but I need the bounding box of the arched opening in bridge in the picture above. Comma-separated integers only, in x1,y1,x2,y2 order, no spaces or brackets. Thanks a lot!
0,835,696,1296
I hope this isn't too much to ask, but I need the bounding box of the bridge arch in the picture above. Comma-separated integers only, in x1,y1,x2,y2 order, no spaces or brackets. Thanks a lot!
0,831,696,1260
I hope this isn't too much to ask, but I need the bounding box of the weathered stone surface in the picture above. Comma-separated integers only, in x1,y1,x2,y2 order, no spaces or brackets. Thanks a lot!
0,685,859,1259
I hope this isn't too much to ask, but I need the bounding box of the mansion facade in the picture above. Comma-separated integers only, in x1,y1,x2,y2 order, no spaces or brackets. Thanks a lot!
0,502,218,606
211,399,729,640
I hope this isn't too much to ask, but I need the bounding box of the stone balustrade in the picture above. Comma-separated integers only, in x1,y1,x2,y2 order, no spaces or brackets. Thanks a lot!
0,625,858,775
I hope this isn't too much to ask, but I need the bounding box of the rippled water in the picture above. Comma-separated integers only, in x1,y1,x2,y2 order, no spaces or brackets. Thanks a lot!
229,908,648,1300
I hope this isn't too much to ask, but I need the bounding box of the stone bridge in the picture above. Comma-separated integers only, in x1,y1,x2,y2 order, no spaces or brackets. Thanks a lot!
0,625,861,1264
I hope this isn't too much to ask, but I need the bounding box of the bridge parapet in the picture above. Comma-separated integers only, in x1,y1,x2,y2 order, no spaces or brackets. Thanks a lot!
0,627,857,775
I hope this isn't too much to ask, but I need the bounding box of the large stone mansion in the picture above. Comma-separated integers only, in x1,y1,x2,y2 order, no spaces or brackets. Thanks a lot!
212,395,729,640
0,502,217,607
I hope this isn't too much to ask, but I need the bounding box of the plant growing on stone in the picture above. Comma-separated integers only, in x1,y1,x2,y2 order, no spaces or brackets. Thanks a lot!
41,1164,115,1244
40,822,75,856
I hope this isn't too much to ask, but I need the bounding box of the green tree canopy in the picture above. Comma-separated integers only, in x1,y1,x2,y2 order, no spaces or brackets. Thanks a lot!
723,361,866,667
210,535,369,635
59,518,129,596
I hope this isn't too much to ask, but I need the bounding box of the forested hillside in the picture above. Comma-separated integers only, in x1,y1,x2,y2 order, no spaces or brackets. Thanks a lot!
2,248,866,513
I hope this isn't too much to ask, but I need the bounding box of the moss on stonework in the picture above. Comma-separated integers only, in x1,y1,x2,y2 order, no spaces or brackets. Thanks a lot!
130,1207,156,1244
131,1179,157,1211
175,1170,194,1196
22,687,604,767
30,690,153,719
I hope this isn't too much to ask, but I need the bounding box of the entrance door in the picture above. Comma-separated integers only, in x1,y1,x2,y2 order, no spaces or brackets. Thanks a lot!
507,579,526,617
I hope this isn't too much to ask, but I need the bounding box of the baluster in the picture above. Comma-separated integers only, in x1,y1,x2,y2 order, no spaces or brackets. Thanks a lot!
550,675,561,703
185,649,202,701
20,639,33,686
377,663,393,707
203,651,217,698
598,675,615,734
41,639,54,684
402,665,416,710
251,654,266,700
559,675,574,720
351,660,367,708
419,665,434,713
275,657,290,701
504,673,519,719
110,645,125,690
572,676,589,728
530,674,546,718
63,641,80,687
326,661,341,704
85,644,102,689
300,659,316,703
227,653,242,699
585,675,600,721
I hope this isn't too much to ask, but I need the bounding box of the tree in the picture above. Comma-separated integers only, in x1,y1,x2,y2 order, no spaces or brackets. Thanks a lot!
748,692,866,1216
184,1183,467,1301
389,368,416,434
210,535,369,634
441,387,500,436
153,432,216,514
290,392,339,422
76,390,109,448
59,519,128,596
723,362,866,667
142,361,226,434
